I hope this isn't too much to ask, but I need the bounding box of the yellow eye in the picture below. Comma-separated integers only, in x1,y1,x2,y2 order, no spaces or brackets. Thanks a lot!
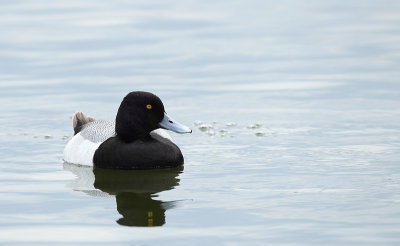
146,104,152,109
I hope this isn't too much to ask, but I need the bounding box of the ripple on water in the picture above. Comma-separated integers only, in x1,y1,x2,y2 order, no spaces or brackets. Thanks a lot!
194,121,271,138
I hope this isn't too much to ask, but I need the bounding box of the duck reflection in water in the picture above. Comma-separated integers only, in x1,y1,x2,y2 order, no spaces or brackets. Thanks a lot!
63,162,183,227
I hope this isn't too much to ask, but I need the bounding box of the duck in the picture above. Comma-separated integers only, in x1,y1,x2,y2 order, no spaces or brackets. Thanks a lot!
63,91,192,169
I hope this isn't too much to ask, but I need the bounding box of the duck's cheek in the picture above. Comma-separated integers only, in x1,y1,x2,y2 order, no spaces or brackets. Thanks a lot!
147,114,162,130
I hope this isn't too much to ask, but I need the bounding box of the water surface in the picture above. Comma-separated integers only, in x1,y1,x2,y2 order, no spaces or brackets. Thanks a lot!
0,0,400,245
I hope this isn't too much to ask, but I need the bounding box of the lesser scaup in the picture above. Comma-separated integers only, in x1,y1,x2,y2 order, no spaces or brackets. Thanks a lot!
63,91,191,169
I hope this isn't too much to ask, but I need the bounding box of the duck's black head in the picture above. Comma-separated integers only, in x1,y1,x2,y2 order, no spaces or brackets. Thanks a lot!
116,92,164,142
115,91,191,142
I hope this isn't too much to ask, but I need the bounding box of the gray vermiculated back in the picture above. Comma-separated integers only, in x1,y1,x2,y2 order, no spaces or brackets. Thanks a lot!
80,120,116,143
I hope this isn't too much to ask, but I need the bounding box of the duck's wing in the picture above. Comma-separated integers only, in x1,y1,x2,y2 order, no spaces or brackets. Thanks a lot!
79,120,116,143
64,119,116,166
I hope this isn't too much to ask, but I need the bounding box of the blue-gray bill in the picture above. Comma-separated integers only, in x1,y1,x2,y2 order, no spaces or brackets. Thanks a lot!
159,113,192,134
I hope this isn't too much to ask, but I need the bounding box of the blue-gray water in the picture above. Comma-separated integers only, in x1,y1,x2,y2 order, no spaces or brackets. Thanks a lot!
1,0,400,245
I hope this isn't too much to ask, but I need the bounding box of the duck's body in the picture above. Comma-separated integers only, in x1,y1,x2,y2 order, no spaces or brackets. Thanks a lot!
93,132,183,169
63,91,191,169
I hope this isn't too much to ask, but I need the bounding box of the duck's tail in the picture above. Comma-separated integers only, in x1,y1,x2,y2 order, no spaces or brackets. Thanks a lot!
72,112,96,135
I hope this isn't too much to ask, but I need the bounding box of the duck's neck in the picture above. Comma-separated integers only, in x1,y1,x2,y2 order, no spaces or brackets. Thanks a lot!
116,128,149,142
115,109,151,143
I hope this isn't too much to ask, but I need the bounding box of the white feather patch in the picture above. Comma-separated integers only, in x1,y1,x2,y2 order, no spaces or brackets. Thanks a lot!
63,133,101,166
150,129,173,141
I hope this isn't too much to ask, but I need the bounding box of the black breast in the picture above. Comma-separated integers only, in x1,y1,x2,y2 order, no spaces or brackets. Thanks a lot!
93,136,184,169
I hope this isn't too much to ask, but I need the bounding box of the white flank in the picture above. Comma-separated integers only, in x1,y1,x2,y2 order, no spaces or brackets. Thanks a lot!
63,133,101,166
